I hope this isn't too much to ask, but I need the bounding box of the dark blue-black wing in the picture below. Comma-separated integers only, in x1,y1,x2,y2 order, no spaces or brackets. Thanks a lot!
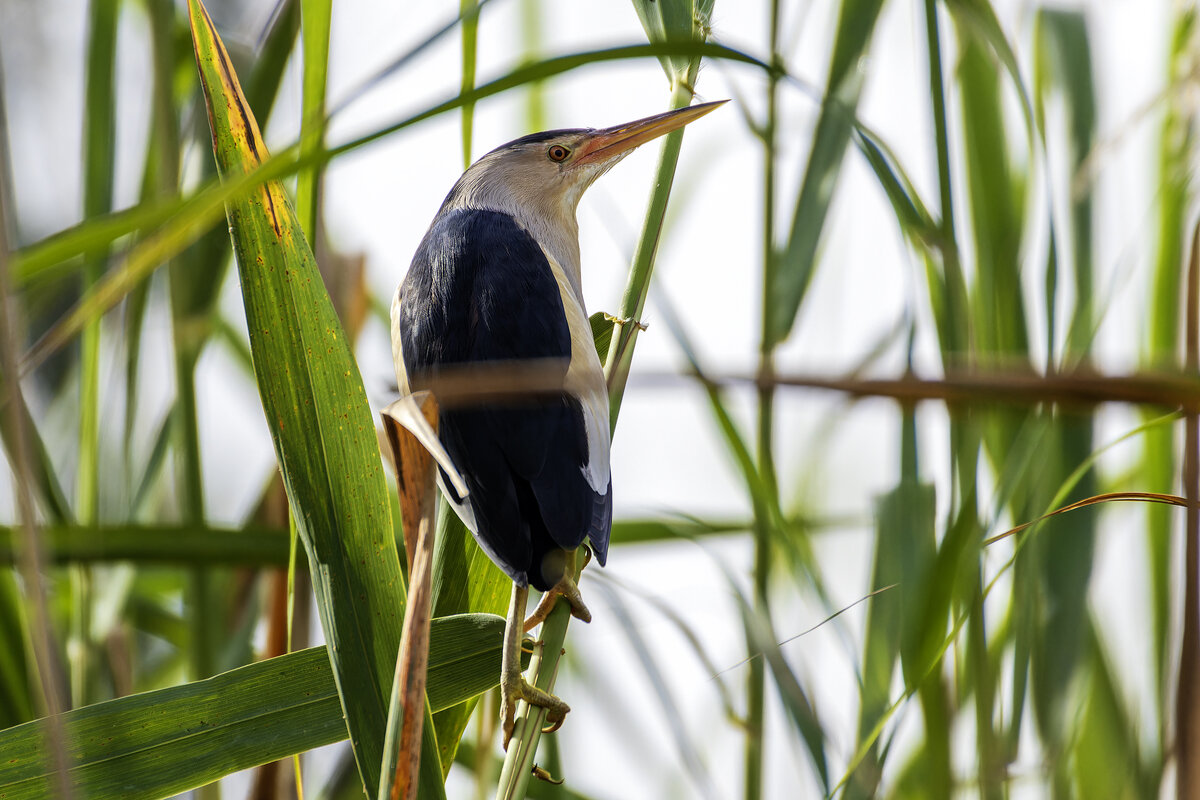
395,208,611,590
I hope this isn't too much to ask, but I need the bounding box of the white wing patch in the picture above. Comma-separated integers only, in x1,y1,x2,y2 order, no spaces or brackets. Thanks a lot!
541,248,612,496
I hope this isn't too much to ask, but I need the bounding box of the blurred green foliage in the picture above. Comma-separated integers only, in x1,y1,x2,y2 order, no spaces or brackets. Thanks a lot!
0,1,1194,798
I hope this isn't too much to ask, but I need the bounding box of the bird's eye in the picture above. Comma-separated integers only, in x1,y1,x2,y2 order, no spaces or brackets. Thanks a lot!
547,145,571,162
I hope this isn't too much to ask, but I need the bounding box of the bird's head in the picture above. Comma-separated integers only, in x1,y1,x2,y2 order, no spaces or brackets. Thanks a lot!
442,100,726,223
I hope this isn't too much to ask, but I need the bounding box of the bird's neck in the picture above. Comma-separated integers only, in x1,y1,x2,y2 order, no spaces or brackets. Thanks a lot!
517,210,585,309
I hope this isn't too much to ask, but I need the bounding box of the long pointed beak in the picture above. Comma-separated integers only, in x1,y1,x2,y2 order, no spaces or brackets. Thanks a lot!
575,99,727,166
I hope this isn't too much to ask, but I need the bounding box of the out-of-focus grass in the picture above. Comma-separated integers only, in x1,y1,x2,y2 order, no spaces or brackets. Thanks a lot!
0,1,1193,798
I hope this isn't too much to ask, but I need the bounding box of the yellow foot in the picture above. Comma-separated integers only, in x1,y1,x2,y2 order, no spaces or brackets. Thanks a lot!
523,573,592,632
604,312,648,331
501,673,570,749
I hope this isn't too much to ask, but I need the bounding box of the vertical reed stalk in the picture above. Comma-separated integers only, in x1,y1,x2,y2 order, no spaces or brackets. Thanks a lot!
746,2,782,798
1178,221,1200,800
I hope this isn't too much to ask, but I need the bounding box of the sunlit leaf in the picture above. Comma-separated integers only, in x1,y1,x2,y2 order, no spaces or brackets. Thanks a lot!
186,0,420,791
0,614,516,799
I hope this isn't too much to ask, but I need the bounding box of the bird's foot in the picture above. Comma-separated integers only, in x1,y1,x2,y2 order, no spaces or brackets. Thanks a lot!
501,672,570,749
523,573,591,632
603,312,648,331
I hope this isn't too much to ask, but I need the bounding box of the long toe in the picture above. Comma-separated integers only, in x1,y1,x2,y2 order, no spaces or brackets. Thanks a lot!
500,675,571,749
523,576,592,631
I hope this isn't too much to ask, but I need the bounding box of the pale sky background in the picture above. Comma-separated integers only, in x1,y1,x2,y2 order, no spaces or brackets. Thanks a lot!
0,0,1178,797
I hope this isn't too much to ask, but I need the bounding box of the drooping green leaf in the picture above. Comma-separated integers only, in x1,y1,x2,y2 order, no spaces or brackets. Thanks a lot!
0,614,517,800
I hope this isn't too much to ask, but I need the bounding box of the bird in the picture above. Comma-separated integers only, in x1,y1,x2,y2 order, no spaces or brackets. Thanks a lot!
390,100,724,745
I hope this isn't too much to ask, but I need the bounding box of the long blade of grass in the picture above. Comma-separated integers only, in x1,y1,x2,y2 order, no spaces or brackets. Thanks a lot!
765,0,886,347
175,0,305,694
297,0,331,241
460,0,479,169
125,0,181,517
0,523,292,566
186,2,414,791
1028,16,1099,785
1034,9,1096,359
519,0,548,132
1146,3,1197,737
845,408,935,798
943,0,1036,137
79,0,118,527
961,31,1028,364
71,0,121,713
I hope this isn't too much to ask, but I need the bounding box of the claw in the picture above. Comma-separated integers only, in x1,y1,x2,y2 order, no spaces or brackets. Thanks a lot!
532,765,565,785
501,674,570,748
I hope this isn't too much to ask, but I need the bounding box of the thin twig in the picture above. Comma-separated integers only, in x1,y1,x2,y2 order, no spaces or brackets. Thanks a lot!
713,584,896,678
983,491,1190,546
631,367,1200,409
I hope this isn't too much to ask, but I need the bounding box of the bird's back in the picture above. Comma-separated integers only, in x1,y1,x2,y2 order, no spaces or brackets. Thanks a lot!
392,208,611,591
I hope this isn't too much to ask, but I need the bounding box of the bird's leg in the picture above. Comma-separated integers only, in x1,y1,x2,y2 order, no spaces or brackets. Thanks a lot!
501,582,570,749
523,547,592,632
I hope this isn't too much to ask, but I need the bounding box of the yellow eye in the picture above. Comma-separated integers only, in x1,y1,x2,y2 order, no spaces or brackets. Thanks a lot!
547,145,570,162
